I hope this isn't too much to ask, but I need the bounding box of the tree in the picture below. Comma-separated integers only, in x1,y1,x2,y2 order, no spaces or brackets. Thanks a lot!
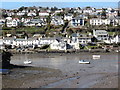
101,9,107,18
2,51,13,69
51,6,58,12
78,7,81,10
91,36,98,42
61,20,69,33
2,12,8,18
66,28,74,35
45,14,52,31
56,12,64,17
85,6,92,9
18,6,24,11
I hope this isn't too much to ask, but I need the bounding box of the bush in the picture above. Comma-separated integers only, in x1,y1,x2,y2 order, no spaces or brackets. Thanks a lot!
2,51,13,69
2,27,13,30
40,45,50,49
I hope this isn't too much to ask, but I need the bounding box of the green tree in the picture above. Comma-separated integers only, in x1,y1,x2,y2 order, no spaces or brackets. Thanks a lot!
66,28,74,35
2,51,13,69
18,6,25,11
46,14,52,31
101,9,107,18
91,36,98,42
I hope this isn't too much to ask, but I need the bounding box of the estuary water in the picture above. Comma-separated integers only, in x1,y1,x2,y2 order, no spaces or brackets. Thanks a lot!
10,52,118,88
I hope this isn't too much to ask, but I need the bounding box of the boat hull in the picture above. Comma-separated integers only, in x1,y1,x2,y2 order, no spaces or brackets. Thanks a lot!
92,55,100,59
79,61,90,64
24,61,32,64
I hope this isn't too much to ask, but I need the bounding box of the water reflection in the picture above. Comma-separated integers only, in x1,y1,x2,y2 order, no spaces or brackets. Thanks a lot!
11,53,118,73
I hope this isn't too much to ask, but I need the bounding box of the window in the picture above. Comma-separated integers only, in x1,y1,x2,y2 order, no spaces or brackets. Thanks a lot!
104,38,107,40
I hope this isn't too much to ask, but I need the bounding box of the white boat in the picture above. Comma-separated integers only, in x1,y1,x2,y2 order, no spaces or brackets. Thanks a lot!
79,60,90,64
115,50,119,53
24,60,32,64
92,55,100,59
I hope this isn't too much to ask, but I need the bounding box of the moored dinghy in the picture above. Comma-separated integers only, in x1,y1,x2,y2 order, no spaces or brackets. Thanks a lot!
79,60,90,64
24,60,32,64
92,55,100,59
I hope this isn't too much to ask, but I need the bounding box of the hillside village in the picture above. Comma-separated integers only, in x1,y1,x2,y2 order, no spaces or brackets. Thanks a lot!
0,6,120,52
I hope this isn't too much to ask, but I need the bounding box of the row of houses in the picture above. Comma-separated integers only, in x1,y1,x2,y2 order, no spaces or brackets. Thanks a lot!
2,7,119,17
0,30,120,50
1,16,120,27
90,16,120,26
1,6,120,27
0,37,79,50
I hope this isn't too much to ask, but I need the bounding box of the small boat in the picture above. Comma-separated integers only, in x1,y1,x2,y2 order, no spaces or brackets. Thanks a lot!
24,60,32,64
92,55,100,59
115,50,119,53
79,60,90,64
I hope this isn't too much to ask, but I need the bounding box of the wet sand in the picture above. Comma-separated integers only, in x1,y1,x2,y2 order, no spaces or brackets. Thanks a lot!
2,52,119,88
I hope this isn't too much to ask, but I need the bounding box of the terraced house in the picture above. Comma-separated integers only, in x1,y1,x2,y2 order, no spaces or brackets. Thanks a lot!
70,16,85,27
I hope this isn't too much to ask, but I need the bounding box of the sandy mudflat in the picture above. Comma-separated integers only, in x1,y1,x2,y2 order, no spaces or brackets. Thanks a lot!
2,52,119,88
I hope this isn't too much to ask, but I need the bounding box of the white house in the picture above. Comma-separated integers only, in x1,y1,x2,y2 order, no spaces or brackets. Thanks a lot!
3,37,39,48
21,9,29,13
24,19,46,26
3,37,15,45
39,38,56,45
76,8,83,13
96,9,103,13
64,14,73,21
90,17,119,26
0,39,5,49
17,12,25,16
6,11,15,16
21,18,31,24
55,9,63,13
27,12,36,16
67,39,80,50
110,35,120,44
51,16,64,25
12,38,39,47
90,18,108,25
93,30,109,41
78,36,92,44
83,7,93,14
39,11,49,16
70,16,85,27
71,33,92,45
6,17,20,27
106,9,118,17
50,39,67,50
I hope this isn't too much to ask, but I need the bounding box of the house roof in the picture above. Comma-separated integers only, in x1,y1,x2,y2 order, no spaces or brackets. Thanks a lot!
39,11,49,13
16,37,38,41
3,37,15,40
73,16,83,20
26,19,44,24
6,17,12,20
40,38,56,40
16,39,26,41
71,33,80,37
94,30,108,35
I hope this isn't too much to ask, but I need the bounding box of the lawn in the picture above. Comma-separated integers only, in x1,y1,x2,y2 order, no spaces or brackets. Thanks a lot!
2,26,46,35
16,26,45,33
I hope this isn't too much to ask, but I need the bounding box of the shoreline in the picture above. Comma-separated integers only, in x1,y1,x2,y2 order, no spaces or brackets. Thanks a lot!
2,66,118,88
7,49,119,54
2,51,118,88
